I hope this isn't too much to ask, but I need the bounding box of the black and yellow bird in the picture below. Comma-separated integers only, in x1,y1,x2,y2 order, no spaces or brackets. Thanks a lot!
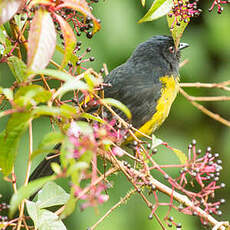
29,35,189,181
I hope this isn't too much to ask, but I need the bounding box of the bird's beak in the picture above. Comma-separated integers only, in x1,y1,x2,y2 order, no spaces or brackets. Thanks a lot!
179,42,189,50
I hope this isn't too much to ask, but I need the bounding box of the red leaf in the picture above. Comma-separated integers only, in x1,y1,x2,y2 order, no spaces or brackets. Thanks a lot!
0,0,22,25
57,0,101,34
27,8,56,71
54,13,76,69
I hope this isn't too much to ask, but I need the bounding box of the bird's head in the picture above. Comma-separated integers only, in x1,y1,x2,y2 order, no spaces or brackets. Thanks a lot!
129,35,189,76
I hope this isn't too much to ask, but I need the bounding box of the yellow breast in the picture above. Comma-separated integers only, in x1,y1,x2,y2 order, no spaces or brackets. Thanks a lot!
133,75,179,139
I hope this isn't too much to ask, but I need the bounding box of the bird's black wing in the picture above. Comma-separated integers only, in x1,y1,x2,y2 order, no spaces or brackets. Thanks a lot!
104,63,162,129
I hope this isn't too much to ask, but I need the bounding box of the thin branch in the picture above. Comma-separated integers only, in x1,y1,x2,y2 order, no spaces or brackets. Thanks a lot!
90,189,136,230
110,157,229,230
55,166,118,216
16,119,33,230
183,95,230,102
180,88,230,127
180,82,230,92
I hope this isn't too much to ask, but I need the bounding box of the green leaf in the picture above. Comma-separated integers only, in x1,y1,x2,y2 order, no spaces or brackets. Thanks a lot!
53,78,88,99
26,200,67,230
80,113,105,124
0,25,12,55
101,98,132,120
14,85,52,107
31,69,73,81
31,148,58,161
167,0,189,47
141,0,146,6
10,175,55,217
32,106,61,118
84,73,102,90
54,13,76,69
51,162,62,175
66,161,88,177
138,0,173,23
14,13,28,30
36,182,69,209
2,88,13,101
60,188,77,219
60,136,74,169
151,134,163,149
171,147,188,164
60,104,77,118
31,132,64,160
39,132,64,150
7,56,28,82
56,45,79,67
0,25,7,44
0,112,31,176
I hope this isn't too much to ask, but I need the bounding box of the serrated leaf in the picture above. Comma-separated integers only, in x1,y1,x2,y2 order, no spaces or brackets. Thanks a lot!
57,0,101,34
36,182,70,209
0,0,22,25
53,78,88,99
7,56,27,82
14,85,51,107
54,13,76,69
139,0,173,23
27,8,56,71
0,112,31,176
101,98,132,120
10,175,55,217
171,147,188,164
26,200,67,230
167,0,189,47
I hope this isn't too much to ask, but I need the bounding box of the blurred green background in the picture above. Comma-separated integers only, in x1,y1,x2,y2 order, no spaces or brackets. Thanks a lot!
1,0,230,229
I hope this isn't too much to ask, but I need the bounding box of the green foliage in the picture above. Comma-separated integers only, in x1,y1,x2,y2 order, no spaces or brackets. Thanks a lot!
0,112,31,175
10,176,55,217
139,0,173,23
7,56,27,82
101,98,132,120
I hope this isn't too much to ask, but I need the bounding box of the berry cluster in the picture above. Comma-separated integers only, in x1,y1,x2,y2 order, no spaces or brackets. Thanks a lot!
121,139,226,228
209,0,230,13
172,141,225,225
168,0,202,29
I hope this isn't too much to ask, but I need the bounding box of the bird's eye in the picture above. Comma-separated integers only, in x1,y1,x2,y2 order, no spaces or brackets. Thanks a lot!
168,46,174,53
